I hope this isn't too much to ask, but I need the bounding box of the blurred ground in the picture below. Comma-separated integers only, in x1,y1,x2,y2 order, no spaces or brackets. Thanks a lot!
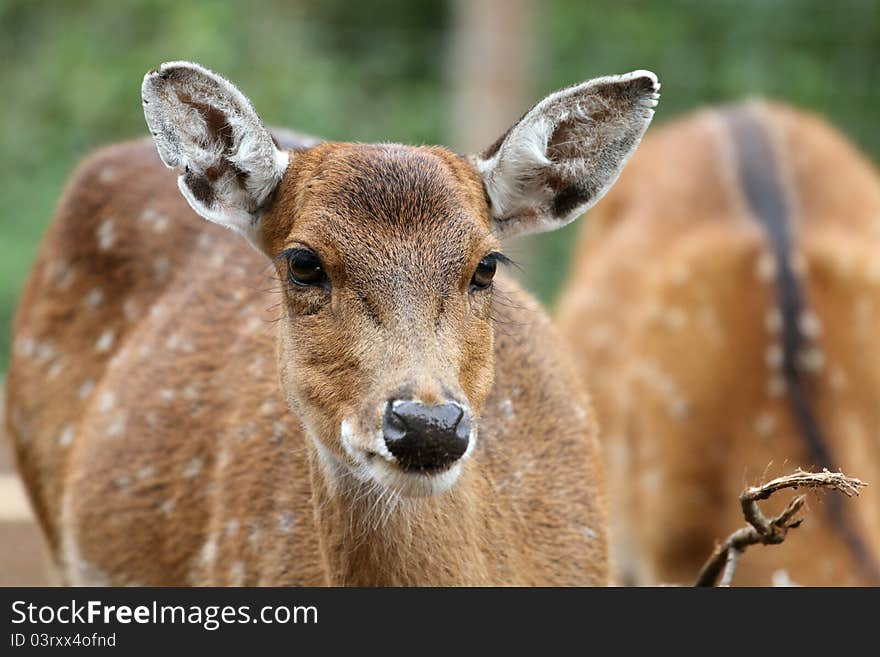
0,387,50,585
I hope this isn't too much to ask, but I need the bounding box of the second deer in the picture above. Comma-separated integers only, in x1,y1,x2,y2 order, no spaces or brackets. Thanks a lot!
557,101,880,586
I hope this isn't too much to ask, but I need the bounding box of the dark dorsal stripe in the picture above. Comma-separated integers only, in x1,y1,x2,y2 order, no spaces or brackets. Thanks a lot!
723,107,880,583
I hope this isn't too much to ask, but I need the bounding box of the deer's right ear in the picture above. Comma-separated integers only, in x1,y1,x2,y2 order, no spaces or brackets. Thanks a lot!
474,71,659,238
142,61,289,247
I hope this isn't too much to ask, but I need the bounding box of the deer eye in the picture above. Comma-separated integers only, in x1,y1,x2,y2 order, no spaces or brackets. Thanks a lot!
285,249,328,288
470,254,499,291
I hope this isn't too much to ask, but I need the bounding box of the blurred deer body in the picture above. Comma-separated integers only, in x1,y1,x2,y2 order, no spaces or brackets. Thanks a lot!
557,102,880,585
5,62,659,585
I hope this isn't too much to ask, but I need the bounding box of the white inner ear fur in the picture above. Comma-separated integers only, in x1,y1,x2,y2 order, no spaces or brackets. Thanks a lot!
476,70,660,237
142,61,289,247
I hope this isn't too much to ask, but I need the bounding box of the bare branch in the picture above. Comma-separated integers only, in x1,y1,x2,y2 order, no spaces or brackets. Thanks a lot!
718,546,742,587
694,469,867,587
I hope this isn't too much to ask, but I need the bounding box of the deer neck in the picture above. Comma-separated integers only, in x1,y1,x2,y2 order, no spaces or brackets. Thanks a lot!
305,440,497,586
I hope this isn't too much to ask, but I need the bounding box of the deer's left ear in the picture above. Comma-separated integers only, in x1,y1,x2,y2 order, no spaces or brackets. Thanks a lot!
474,70,659,237
142,61,289,247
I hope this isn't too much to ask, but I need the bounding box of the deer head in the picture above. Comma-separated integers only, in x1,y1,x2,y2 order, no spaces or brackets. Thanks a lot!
142,61,658,497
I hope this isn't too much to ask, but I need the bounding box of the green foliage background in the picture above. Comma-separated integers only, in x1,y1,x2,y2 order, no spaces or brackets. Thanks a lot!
1,0,878,371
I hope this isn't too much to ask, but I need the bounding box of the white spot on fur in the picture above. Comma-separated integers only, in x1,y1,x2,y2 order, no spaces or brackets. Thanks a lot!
662,307,687,330
183,456,204,478
799,347,825,373
765,308,782,333
85,287,104,309
151,301,168,319
140,207,170,233
225,518,240,537
48,360,64,380
123,299,138,321
248,355,265,378
755,412,776,438
765,344,783,369
270,421,286,445
58,425,75,447
165,333,180,351
798,311,822,338
154,256,170,281
10,408,29,444
36,342,55,363
229,561,245,586
95,329,115,353
98,391,116,412
669,398,690,420
217,442,230,470
196,233,214,250
56,262,76,290
248,520,262,551
78,379,96,400
114,473,132,488
106,412,127,438
137,465,155,480
160,388,176,403
14,336,35,358
767,376,787,397
236,422,256,443
756,252,777,281
98,166,117,183
140,207,157,223
160,499,176,516
200,535,218,565
771,569,800,587
278,510,295,534
96,218,115,251
500,398,515,419
580,526,598,540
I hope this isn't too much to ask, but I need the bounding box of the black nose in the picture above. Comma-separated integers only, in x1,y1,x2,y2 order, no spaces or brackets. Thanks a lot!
382,400,470,472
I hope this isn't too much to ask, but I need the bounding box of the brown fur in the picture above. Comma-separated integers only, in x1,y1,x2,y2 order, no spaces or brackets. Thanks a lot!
6,138,607,586
557,102,880,585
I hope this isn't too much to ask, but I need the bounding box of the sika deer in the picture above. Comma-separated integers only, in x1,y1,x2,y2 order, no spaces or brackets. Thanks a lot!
557,102,880,586
5,62,659,585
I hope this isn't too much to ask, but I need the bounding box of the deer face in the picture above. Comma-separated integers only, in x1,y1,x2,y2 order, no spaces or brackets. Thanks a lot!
142,61,659,496
265,143,499,495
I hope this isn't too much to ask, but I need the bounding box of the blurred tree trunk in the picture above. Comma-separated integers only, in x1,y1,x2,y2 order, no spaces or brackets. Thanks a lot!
448,0,536,153
449,0,542,291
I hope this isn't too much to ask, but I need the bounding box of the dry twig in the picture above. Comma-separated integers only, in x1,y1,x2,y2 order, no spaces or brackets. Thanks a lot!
694,469,867,587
